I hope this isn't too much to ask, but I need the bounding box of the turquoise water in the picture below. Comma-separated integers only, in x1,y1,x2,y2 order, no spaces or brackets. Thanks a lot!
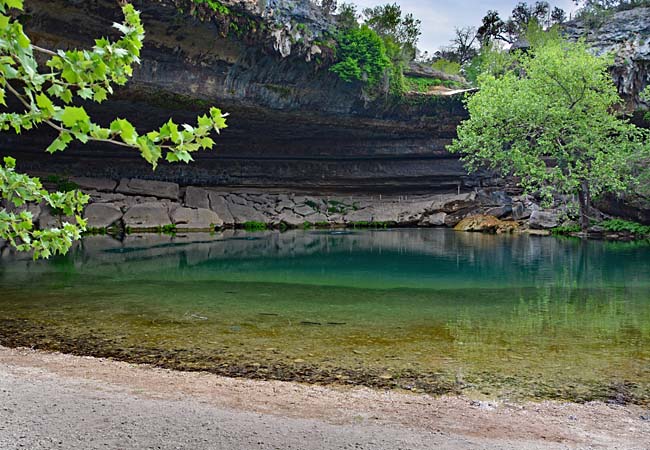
1,229,649,402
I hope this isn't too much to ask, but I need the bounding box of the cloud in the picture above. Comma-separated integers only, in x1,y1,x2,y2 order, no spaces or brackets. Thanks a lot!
349,0,579,53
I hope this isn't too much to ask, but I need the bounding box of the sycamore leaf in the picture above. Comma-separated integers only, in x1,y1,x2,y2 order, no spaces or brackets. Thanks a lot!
110,118,138,145
46,132,72,153
36,93,54,114
60,106,89,127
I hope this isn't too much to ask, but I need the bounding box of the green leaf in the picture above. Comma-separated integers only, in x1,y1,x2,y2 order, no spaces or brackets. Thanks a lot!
4,0,24,10
46,132,72,153
3,155,16,167
209,107,228,130
78,87,93,100
92,86,107,102
60,106,89,127
36,93,55,114
110,118,138,145
136,136,162,168
198,137,215,149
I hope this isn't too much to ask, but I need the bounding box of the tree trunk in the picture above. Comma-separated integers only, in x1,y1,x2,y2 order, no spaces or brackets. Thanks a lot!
577,181,591,231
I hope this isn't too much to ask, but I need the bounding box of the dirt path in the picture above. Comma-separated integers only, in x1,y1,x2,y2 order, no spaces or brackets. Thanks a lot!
0,346,648,450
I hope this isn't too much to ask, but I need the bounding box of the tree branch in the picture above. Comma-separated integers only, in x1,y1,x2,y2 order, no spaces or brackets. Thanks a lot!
5,81,174,152
31,45,58,57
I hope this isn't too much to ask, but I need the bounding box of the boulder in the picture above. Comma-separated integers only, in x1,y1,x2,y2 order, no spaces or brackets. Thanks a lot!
478,190,512,206
529,210,560,229
116,178,180,200
87,191,128,204
122,202,171,230
512,202,531,220
303,213,328,224
184,186,210,209
485,205,513,219
84,203,123,228
277,211,305,227
227,194,248,206
434,193,478,213
420,212,447,226
397,201,431,224
207,193,235,226
275,200,295,212
38,207,75,229
294,204,317,216
443,208,476,227
71,177,117,193
371,206,400,223
5,201,42,225
171,207,223,230
228,202,267,225
454,215,519,233
344,209,373,224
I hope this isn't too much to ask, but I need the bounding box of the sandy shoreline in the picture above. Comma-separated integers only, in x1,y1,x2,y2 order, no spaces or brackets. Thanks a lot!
0,345,648,450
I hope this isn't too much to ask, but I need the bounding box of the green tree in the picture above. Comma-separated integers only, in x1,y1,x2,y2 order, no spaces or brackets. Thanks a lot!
335,3,360,30
0,0,227,258
329,25,390,87
362,3,421,61
448,33,648,230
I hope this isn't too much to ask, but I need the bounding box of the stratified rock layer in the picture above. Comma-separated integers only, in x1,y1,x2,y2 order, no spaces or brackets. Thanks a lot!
0,0,472,192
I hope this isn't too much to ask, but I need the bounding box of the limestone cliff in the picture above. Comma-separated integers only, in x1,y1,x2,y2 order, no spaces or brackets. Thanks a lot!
0,0,470,192
564,7,650,111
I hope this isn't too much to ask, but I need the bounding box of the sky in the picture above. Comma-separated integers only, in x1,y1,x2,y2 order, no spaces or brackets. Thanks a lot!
350,0,579,54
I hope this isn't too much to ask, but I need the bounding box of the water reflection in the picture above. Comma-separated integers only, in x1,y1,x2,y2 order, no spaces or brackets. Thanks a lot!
2,229,650,289
0,229,649,402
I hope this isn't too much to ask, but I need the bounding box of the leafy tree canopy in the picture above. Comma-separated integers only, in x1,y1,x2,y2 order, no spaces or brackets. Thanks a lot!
329,24,390,87
0,0,228,258
362,3,421,60
477,2,567,45
330,2,420,94
448,32,649,229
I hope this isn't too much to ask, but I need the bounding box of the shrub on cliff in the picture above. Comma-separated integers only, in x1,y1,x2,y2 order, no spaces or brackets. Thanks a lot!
330,3,421,95
0,0,227,258
448,32,650,230
330,25,390,88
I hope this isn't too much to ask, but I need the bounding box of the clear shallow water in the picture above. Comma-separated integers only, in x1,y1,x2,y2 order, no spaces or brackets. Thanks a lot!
1,229,649,402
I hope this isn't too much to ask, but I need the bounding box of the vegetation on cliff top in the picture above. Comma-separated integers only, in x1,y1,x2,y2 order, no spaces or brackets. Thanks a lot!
0,0,227,258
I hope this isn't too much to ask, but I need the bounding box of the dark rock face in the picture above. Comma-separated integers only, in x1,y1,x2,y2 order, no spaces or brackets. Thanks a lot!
596,194,650,225
564,7,650,110
0,0,471,192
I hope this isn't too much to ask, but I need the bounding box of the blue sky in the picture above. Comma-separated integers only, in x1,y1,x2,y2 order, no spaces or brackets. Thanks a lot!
350,0,579,53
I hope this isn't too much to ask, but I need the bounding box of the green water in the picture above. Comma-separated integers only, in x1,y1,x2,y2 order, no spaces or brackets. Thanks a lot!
1,229,649,403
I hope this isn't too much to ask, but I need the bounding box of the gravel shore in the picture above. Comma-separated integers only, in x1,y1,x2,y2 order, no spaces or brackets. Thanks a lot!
0,346,648,450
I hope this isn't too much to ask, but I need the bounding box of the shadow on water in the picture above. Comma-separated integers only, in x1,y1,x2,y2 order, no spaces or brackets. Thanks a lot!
0,229,649,403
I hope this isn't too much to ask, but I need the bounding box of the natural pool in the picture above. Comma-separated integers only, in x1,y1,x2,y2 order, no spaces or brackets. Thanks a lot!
1,229,649,403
